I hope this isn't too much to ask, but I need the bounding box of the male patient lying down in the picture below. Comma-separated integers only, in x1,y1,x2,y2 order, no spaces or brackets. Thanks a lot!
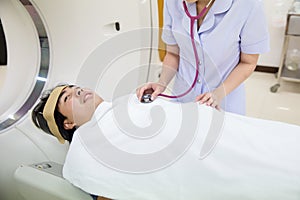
32,84,300,200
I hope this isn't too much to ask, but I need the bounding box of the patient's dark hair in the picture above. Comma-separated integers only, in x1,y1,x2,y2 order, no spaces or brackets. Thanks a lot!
31,84,76,143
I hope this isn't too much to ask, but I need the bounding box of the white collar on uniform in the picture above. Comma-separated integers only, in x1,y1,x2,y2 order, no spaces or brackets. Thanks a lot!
181,0,233,36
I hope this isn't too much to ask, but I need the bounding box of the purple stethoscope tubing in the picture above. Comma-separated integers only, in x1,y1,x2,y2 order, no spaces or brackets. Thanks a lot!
158,0,211,99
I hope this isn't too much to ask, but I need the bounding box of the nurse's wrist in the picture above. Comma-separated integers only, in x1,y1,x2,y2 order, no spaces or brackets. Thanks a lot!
214,87,226,100
157,80,168,88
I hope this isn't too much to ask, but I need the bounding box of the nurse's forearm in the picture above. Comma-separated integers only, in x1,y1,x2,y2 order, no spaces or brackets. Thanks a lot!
159,56,178,86
219,53,259,97
158,45,180,87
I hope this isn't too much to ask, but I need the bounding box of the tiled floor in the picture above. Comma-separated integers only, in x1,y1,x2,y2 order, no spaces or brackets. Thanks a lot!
245,71,300,126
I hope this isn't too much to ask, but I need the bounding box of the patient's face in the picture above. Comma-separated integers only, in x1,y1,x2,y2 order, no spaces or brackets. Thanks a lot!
57,86,103,127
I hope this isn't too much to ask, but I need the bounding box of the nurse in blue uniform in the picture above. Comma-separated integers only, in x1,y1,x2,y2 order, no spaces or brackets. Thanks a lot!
137,0,269,115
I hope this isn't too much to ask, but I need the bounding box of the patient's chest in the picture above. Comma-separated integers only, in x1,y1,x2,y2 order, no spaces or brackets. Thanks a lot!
98,96,185,154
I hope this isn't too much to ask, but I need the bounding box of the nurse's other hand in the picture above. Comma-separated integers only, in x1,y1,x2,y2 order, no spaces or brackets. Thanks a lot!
195,88,225,111
136,82,166,102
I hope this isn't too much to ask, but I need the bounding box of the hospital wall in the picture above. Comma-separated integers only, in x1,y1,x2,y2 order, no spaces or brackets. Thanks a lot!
0,0,298,200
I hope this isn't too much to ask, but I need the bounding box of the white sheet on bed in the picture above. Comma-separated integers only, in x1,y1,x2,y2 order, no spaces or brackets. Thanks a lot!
63,95,300,200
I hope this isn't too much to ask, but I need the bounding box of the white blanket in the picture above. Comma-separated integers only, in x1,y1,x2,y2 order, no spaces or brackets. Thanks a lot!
63,95,300,200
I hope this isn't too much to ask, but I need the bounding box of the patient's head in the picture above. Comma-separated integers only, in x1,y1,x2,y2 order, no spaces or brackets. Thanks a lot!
32,84,103,144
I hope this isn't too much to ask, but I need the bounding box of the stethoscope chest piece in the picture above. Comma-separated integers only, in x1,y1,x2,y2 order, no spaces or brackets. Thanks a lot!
141,94,153,103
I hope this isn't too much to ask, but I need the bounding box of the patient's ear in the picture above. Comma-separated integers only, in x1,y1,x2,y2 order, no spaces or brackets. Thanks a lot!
63,119,76,130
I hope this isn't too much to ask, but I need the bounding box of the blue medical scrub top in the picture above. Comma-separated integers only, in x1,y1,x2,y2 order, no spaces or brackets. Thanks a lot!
161,0,270,115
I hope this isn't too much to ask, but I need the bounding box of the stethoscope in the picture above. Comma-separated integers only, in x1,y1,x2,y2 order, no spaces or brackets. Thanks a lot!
141,0,214,103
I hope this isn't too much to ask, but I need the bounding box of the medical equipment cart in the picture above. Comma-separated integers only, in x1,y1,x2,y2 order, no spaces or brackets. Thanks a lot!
270,9,300,93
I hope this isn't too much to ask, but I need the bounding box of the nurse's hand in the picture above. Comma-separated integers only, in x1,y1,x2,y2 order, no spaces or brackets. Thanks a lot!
195,88,225,111
136,82,166,102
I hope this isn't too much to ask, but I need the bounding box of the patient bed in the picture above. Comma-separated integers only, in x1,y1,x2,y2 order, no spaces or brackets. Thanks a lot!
14,96,300,200
62,96,300,200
